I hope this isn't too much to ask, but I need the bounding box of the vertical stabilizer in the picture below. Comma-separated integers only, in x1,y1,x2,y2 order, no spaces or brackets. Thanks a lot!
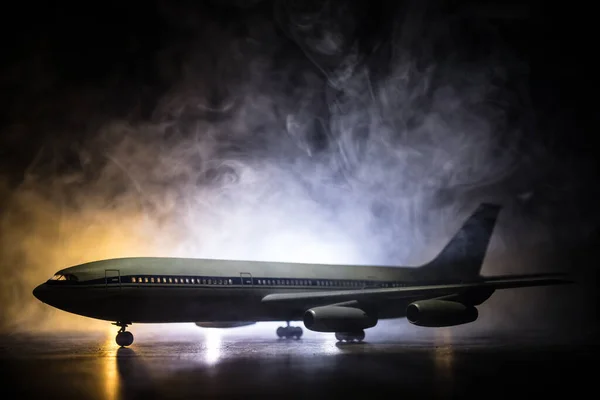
418,203,501,281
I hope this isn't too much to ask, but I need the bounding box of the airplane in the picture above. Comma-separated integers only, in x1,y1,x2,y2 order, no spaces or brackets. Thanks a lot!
33,203,572,347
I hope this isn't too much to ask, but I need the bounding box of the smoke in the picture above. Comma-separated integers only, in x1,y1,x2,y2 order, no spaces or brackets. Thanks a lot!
0,1,592,336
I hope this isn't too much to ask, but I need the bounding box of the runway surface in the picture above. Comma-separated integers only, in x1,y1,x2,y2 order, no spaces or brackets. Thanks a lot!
0,324,596,399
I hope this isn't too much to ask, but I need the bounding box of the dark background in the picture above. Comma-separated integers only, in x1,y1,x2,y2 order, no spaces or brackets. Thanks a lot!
0,1,597,337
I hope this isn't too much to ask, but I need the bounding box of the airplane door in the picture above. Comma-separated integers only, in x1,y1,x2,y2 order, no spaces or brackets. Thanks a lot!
240,272,253,285
105,269,121,290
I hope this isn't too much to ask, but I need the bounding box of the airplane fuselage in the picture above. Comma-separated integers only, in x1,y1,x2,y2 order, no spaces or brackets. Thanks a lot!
34,257,424,324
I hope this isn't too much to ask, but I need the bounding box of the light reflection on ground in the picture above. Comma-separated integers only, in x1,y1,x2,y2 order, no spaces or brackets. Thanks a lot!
1,328,593,399
102,336,120,400
202,328,222,365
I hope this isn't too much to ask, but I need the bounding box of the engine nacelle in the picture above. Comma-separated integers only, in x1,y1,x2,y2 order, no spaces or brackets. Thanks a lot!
303,306,377,332
406,300,478,327
195,322,255,328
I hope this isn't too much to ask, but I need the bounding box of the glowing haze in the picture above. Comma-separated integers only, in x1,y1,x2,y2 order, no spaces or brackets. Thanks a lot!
0,1,588,335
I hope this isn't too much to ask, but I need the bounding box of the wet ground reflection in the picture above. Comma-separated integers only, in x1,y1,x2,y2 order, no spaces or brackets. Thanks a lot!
103,336,120,400
1,331,596,399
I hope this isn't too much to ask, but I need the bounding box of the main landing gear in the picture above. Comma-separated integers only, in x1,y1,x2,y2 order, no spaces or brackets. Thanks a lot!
335,330,365,343
276,321,303,339
113,322,134,347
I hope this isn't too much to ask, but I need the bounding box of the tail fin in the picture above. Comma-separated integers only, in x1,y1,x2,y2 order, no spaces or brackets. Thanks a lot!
418,203,502,281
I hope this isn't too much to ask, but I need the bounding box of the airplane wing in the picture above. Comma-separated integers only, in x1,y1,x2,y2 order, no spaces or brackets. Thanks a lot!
261,273,573,307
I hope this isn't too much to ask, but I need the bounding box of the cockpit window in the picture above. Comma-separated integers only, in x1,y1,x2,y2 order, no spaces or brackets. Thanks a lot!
49,273,78,282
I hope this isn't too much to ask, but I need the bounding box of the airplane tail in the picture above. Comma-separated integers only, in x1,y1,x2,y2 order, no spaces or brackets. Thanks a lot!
417,203,502,281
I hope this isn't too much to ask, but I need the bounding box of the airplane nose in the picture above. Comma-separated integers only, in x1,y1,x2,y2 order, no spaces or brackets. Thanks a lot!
33,284,48,303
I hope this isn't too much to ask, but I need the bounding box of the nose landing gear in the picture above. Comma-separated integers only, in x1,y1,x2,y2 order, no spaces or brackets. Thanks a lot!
276,321,303,339
113,322,134,347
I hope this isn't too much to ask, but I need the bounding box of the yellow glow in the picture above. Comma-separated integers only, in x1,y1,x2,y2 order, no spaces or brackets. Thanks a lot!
3,188,167,333
102,334,121,400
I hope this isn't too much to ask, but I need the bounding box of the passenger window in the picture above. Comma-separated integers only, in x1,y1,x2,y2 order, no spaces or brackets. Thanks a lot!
144,277,149,283
174,278,179,283
132,277,136,283
168,277,172,283
229,279,232,284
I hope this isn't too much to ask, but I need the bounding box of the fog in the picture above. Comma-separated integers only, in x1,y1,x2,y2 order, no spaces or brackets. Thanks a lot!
0,1,592,337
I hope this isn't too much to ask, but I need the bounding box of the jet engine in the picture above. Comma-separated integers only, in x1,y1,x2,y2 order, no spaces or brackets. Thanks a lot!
406,299,478,327
303,306,377,332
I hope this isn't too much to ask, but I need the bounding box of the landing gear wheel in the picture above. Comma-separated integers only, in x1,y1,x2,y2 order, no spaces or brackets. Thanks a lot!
275,323,303,339
292,326,303,339
354,330,365,342
335,330,365,343
116,331,134,347
113,321,134,347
